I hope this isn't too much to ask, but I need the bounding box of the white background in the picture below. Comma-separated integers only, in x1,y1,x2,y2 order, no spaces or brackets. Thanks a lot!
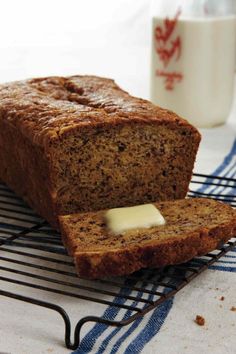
0,0,151,98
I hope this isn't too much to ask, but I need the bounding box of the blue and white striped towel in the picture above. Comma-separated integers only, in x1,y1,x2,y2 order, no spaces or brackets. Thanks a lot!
72,139,236,354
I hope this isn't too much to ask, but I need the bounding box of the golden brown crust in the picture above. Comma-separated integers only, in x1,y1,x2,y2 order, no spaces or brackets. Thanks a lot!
0,118,58,227
0,75,200,146
59,198,236,279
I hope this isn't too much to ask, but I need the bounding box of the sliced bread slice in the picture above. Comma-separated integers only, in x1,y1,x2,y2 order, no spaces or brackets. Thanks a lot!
59,198,236,279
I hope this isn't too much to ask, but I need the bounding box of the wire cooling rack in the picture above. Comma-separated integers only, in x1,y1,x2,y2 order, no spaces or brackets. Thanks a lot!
0,173,235,350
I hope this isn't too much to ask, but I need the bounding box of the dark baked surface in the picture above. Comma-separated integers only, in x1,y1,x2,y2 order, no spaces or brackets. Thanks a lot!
0,75,201,227
0,75,199,146
59,198,236,279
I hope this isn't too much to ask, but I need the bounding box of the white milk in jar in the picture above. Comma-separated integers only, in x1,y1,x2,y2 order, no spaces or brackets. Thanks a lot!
150,13,236,128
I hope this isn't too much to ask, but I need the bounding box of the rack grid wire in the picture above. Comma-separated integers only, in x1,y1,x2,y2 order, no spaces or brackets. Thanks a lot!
0,172,235,350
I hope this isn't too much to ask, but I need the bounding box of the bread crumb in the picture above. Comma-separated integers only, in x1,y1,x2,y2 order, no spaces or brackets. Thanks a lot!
220,296,225,301
195,315,205,326
230,306,236,312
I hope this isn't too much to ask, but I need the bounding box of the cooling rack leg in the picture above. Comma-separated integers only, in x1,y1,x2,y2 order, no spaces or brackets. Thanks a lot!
0,290,125,350
69,316,127,350
0,290,75,349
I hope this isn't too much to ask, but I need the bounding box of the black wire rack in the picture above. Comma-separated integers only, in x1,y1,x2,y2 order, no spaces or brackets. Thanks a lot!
0,173,235,350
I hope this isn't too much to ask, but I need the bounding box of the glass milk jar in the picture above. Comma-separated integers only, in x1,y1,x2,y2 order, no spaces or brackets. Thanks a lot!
150,0,236,128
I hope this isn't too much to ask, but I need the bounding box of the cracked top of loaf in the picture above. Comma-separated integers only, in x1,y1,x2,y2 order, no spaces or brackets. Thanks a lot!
0,75,199,146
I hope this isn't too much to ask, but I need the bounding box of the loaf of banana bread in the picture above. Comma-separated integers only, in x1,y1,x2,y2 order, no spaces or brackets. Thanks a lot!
0,75,201,228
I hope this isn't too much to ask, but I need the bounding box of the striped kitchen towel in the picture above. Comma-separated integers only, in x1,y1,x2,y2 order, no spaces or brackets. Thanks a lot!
72,139,236,354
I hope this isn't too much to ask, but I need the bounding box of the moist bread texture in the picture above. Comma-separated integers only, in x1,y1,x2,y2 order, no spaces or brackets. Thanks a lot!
0,75,200,227
59,198,236,279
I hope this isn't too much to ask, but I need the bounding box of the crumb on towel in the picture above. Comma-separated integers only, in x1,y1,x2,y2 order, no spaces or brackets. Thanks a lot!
195,315,205,326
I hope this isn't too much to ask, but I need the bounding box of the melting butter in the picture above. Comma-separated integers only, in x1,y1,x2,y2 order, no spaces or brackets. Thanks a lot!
105,204,165,235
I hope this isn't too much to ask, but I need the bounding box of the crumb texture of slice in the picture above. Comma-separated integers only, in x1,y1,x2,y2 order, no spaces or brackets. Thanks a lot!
59,198,236,279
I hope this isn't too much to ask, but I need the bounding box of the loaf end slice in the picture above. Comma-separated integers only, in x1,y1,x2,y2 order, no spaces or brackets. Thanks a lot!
59,198,236,279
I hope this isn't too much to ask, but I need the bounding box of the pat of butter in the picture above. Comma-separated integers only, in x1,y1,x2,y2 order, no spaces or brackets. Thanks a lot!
105,204,165,235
